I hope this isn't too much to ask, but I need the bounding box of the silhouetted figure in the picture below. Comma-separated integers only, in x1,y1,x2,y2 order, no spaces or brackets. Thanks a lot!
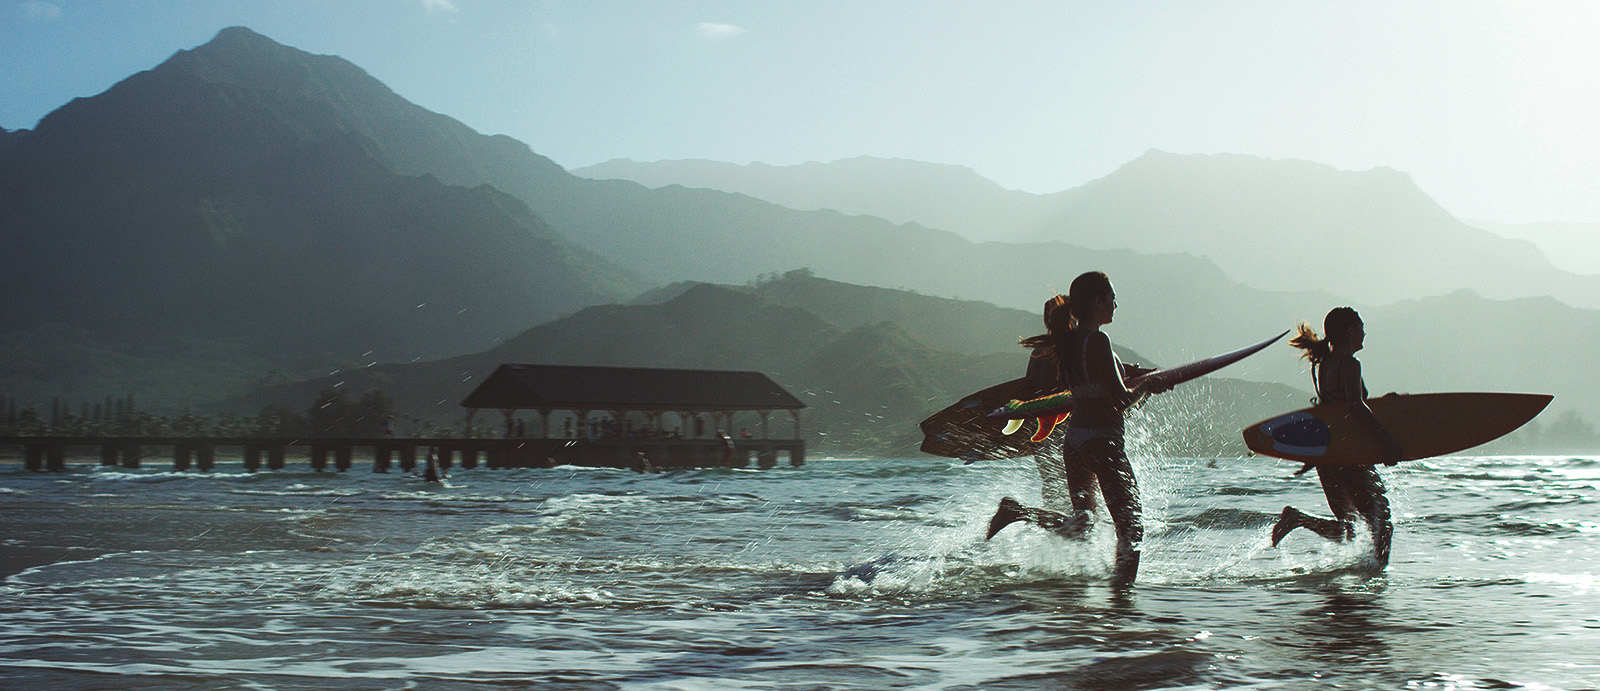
421,447,446,483
718,431,736,467
633,451,658,474
985,272,1171,587
1271,307,1399,568
1022,296,1157,516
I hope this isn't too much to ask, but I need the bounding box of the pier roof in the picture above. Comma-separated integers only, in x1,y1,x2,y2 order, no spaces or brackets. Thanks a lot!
461,364,806,412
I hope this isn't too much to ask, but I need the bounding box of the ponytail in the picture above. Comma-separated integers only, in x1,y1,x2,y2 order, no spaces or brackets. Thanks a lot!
1288,323,1333,364
1020,294,1073,350
1020,272,1112,385
1290,306,1362,365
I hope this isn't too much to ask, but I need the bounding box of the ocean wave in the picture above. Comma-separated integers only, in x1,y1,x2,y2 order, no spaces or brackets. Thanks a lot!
822,505,926,522
1521,572,1600,593
1176,507,1277,530
227,485,367,497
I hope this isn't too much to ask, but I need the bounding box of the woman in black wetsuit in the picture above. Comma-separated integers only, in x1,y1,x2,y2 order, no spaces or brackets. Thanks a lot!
1270,307,1401,567
985,271,1169,587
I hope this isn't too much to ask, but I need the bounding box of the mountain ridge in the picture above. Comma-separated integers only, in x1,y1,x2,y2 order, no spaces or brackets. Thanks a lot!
577,151,1598,310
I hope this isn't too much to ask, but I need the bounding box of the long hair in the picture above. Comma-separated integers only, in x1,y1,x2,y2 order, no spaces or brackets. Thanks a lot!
1289,306,1361,365
1020,294,1070,350
1019,272,1113,385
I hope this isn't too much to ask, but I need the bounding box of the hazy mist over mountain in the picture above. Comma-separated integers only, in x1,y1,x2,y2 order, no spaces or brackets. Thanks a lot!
577,154,1600,310
575,157,1058,244
1468,220,1600,276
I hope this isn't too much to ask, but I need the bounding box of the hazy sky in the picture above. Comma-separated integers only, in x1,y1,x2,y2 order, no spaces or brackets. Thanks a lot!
3,0,1598,224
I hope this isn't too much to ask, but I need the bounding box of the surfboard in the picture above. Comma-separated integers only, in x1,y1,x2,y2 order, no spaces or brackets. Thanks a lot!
984,331,1289,441
919,331,1287,460
1242,392,1553,466
918,377,1046,461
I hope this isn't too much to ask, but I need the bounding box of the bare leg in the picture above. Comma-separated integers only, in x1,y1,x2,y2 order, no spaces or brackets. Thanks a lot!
1345,465,1392,567
1066,463,1100,516
1035,450,1073,513
1083,438,1141,586
1059,444,1098,538
1272,465,1390,567
1271,506,1350,545
986,497,1090,540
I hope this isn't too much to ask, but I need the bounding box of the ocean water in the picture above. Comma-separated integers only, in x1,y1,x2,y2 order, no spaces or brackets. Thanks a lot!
1,448,1598,690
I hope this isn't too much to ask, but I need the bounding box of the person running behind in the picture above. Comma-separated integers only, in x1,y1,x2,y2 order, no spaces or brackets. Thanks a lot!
1270,307,1401,567
985,271,1169,586
1024,295,1079,519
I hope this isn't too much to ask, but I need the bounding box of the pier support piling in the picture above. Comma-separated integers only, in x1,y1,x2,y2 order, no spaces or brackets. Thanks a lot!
25,445,45,472
335,446,352,472
399,446,416,473
310,446,328,472
243,446,262,473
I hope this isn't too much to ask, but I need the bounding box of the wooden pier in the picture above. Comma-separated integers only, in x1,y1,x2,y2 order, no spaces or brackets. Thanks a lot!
0,435,805,473
4,363,812,473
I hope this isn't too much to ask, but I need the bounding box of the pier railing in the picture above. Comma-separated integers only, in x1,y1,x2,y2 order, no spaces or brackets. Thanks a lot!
0,436,804,472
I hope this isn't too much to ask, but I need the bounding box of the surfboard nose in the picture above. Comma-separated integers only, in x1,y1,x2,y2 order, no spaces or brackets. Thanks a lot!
1260,412,1332,457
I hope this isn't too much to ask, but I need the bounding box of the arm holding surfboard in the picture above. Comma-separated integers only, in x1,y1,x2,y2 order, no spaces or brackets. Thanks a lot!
1336,357,1403,466
985,330,1287,442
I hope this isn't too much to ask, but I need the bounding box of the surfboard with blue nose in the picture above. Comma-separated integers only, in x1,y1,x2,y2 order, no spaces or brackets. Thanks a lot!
1243,392,1553,465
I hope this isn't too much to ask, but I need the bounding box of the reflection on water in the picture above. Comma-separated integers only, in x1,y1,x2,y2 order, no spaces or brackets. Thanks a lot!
0,454,1597,688
1294,579,1392,669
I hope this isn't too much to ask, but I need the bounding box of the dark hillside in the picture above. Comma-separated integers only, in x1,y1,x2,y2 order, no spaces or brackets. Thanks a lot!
0,28,642,405
225,280,1306,457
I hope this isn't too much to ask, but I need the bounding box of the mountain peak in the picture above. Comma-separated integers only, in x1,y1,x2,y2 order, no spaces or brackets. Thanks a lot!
203,26,284,52
160,25,365,96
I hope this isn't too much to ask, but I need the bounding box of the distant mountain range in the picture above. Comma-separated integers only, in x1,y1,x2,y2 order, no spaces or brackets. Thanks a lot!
574,156,1056,244
1468,219,1600,276
576,154,1600,311
1,26,1594,450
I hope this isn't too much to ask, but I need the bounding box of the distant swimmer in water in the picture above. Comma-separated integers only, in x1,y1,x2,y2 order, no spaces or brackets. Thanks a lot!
1271,307,1400,567
422,447,447,483
985,271,1171,587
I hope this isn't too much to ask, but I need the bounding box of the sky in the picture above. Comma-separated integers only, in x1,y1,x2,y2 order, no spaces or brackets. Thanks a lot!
3,0,1599,225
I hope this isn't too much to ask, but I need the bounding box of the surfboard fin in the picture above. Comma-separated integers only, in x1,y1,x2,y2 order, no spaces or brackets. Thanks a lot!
1001,418,1025,435
1293,462,1314,476
1029,413,1070,442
